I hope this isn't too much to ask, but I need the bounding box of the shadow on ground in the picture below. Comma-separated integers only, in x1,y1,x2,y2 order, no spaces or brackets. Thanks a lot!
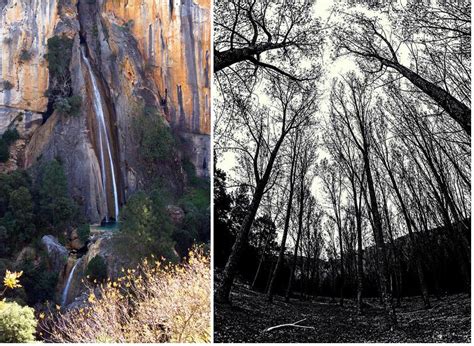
214,282,471,343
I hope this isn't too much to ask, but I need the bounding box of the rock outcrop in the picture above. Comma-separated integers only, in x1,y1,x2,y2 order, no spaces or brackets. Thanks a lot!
103,0,211,134
59,231,128,306
41,235,68,273
0,0,58,113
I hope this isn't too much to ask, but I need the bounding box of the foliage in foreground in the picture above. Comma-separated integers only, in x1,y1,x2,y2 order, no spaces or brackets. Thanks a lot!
42,249,211,343
0,269,37,343
0,300,37,342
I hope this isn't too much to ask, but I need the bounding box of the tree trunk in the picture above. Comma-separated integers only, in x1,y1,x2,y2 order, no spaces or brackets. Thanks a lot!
251,239,268,290
382,58,470,135
356,216,364,315
364,153,397,326
215,134,286,303
266,140,298,302
338,226,345,306
215,183,266,303
385,169,431,309
285,177,305,302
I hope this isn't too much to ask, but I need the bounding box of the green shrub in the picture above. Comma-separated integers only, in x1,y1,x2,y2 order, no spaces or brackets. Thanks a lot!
7,186,35,244
0,128,19,163
18,259,58,305
0,139,9,163
0,300,37,342
116,191,177,264
54,95,82,116
0,227,9,257
180,187,210,212
2,128,19,145
120,20,134,32
45,36,73,79
37,159,78,231
2,80,13,90
19,49,32,62
86,256,107,283
133,108,175,163
78,224,90,243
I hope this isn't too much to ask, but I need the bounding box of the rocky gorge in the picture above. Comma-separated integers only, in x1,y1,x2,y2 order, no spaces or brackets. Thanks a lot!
0,0,210,310
1,0,210,222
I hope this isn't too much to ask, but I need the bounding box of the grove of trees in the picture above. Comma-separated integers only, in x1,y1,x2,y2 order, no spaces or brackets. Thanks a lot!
213,0,470,333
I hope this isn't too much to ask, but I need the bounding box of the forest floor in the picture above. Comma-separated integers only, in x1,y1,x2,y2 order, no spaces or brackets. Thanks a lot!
214,282,471,343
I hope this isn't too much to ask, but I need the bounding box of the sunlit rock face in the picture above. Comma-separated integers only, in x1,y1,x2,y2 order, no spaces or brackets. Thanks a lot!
0,0,58,112
0,0,211,222
103,0,211,135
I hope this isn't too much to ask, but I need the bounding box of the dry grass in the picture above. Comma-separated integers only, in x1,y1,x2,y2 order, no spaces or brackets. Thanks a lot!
41,248,211,343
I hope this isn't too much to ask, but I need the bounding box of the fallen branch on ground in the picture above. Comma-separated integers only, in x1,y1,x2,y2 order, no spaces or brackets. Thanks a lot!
264,318,315,332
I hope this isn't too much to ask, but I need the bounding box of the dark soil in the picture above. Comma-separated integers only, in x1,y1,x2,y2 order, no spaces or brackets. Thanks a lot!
214,283,471,343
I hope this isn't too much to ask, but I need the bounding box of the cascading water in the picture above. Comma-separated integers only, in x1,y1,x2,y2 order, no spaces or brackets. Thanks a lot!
80,47,119,222
61,260,80,307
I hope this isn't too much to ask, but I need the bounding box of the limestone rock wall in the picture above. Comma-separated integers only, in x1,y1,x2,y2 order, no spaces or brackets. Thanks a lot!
103,0,211,135
0,0,210,222
0,0,58,112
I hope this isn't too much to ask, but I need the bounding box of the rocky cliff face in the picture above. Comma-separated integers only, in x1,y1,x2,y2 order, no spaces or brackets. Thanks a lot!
103,0,211,135
0,0,210,223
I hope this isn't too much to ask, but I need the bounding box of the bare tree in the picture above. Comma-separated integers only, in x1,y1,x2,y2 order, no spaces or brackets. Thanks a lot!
320,161,347,306
333,4,471,135
215,77,318,303
329,73,397,325
266,130,299,303
284,133,317,301
214,0,322,80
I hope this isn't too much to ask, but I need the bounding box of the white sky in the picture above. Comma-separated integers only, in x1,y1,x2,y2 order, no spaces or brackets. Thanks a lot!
214,0,414,252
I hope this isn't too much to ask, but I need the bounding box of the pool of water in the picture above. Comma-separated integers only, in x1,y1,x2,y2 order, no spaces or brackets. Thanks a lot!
90,222,120,233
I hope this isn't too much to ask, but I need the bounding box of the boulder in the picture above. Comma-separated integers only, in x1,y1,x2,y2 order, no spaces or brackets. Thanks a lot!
40,235,68,273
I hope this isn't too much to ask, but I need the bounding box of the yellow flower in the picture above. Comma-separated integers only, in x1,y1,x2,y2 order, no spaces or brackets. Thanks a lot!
39,312,45,319
3,270,23,289
88,293,95,303
55,305,61,310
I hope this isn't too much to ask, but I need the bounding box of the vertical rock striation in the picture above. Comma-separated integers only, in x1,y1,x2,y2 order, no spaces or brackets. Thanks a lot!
103,0,211,135
0,0,211,222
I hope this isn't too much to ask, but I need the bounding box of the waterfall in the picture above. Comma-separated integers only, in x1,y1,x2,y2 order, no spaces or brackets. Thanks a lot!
81,47,119,222
61,260,80,307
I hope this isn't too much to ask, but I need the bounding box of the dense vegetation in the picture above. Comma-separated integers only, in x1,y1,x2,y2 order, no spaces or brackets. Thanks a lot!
0,160,85,305
116,105,210,263
41,249,211,342
85,256,107,283
0,271,37,342
0,128,19,163
0,300,37,342
45,35,82,117
214,0,470,342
